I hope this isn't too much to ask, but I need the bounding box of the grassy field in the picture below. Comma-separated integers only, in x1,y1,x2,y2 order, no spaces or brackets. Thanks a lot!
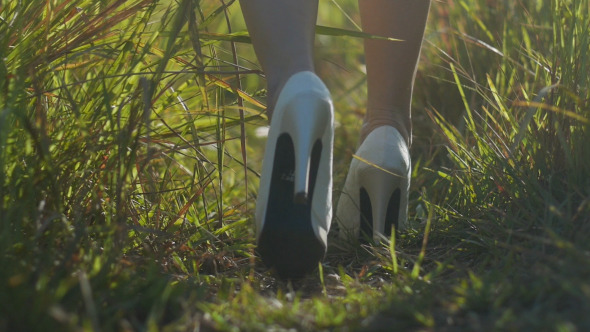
1,0,589,330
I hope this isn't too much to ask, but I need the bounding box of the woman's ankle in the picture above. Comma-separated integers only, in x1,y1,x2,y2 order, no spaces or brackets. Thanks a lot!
359,119,411,147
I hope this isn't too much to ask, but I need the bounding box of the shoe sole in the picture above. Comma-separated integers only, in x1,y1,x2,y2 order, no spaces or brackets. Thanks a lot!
258,133,325,279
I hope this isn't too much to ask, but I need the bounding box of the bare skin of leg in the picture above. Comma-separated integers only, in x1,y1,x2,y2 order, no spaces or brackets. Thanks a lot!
239,0,319,118
359,0,431,146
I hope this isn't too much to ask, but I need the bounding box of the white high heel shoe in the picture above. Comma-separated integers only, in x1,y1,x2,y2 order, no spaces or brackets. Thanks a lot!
256,71,334,278
336,126,410,243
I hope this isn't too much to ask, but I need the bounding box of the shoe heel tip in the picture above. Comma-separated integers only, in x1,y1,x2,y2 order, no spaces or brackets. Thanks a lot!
294,192,308,204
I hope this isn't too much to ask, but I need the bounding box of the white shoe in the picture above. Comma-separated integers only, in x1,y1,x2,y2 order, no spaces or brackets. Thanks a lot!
256,71,334,278
336,126,410,243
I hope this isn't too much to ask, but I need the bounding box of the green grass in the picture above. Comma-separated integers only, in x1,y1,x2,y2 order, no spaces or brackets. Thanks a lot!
1,0,589,330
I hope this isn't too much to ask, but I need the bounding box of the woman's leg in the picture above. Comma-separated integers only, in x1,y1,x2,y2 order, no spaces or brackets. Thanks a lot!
336,1,430,240
359,0,431,145
239,0,319,116
240,0,334,278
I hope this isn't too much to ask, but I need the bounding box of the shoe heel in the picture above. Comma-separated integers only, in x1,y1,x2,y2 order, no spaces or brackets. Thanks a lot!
358,165,406,242
282,92,331,203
